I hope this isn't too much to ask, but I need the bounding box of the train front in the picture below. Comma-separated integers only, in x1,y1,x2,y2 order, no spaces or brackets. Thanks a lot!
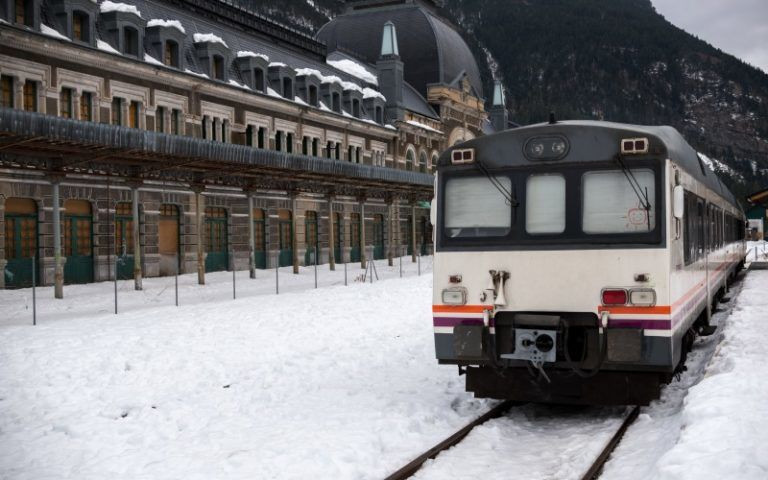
432,121,673,405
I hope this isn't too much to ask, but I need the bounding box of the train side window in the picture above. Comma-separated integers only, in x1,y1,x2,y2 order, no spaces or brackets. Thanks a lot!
525,174,565,234
683,191,695,265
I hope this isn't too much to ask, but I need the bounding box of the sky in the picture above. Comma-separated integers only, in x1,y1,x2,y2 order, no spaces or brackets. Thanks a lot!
651,0,768,74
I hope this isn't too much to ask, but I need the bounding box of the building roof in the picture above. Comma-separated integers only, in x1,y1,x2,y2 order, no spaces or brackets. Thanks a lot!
316,0,483,100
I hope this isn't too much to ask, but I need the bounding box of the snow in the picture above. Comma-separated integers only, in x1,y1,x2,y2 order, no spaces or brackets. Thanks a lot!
319,101,332,112
385,124,397,130
96,39,120,54
327,58,378,85
0,258,501,479
228,79,251,90
40,24,69,41
268,62,287,68
99,1,141,18
341,81,364,94
293,96,308,106
321,74,343,85
184,68,209,79
193,33,228,48
362,87,386,101
266,86,282,98
143,53,163,66
147,19,185,34
294,67,324,81
405,120,443,134
236,51,268,62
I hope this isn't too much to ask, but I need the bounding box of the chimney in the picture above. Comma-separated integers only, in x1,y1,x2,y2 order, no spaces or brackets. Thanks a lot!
376,21,405,122
489,81,508,132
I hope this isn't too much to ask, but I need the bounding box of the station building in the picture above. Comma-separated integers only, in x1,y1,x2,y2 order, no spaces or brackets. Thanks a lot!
0,0,508,291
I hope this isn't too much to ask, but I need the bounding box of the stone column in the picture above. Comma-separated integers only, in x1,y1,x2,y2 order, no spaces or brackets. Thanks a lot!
411,203,417,263
193,187,206,285
327,194,335,271
386,197,394,267
360,198,366,269
248,194,256,279
131,183,143,290
51,178,64,298
291,193,299,274
13,78,23,109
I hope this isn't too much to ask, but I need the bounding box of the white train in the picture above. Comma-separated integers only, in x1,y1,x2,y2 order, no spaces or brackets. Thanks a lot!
431,120,746,405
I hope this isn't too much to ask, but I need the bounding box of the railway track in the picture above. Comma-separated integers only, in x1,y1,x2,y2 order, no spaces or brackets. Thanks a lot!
384,403,641,480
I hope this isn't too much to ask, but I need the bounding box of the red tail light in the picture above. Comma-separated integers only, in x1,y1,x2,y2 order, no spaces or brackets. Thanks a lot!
602,289,627,306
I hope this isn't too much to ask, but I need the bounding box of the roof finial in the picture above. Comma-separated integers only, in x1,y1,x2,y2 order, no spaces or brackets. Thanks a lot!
492,81,505,107
380,21,399,57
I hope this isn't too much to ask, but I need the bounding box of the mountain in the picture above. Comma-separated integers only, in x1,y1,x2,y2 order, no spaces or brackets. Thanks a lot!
239,0,768,201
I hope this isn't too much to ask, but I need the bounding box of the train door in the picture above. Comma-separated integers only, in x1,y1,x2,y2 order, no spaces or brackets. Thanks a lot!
350,213,361,262
114,202,134,280
63,199,93,284
158,204,180,276
373,214,385,260
333,212,343,262
278,209,293,267
304,210,318,265
4,197,38,288
253,208,266,269
204,207,228,272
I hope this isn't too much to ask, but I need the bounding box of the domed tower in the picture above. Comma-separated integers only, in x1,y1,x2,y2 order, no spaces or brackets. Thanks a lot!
317,0,498,148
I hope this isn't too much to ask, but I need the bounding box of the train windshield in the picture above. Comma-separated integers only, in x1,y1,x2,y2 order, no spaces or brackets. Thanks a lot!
444,175,512,238
582,169,655,233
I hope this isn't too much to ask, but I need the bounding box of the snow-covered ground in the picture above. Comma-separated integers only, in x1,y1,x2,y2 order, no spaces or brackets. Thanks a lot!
2,256,767,480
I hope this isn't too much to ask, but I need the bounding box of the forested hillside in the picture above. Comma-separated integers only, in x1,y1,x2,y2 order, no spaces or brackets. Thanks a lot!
239,0,768,199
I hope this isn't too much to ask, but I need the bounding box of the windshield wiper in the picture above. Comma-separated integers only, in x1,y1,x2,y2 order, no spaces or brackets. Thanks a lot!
616,155,652,231
475,158,519,207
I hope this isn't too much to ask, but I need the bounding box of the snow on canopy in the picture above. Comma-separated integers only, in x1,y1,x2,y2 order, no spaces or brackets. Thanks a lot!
99,1,142,18
193,33,228,48
236,51,269,62
40,24,69,41
327,58,378,85
147,19,185,34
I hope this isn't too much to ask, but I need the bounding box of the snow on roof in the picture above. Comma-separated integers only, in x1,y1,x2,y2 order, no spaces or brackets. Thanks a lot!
144,53,163,66
384,124,397,130
321,75,343,85
327,58,378,85
294,96,308,106
147,19,185,34
405,120,443,134
96,39,119,54
237,51,269,62
228,79,251,90
319,101,332,112
193,33,228,48
266,87,282,98
362,87,386,101
268,62,287,68
340,81,363,94
40,24,69,41
184,68,209,79
294,68,324,81
99,1,142,18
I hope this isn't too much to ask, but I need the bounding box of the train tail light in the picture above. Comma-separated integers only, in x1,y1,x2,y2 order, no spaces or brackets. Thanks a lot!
601,289,628,306
451,148,475,164
620,137,649,155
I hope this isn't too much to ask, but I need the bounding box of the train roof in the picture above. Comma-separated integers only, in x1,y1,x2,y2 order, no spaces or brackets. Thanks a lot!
442,120,741,210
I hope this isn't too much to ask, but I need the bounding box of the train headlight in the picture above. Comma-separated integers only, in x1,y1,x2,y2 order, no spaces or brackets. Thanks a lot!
620,137,649,155
629,288,656,306
451,148,474,164
524,136,569,161
442,287,467,305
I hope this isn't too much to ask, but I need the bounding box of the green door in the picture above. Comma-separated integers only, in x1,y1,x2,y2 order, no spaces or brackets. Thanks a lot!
253,209,266,269
304,211,318,265
205,207,229,272
115,203,134,280
373,214,385,260
64,214,93,284
4,213,38,288
333,213,342,262
350,213,361,262
278,213,293,267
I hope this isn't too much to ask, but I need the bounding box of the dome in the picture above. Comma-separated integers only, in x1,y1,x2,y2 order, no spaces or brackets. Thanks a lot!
316,0,484,100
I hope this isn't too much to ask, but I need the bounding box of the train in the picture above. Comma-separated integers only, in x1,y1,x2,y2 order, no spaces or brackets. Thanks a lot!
431,120,746,405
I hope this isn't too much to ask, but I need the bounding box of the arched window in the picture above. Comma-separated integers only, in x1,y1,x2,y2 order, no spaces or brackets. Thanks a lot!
405,148,415,171
356,147,361,164
348,145,354,163
164,40,179,68
419,151,427,173
258,126,266,148
212,55,225,80
335,142,341,160
431,153,439,172
312,138,318,156
275,131,283,152
72,11,89,43
246,125,254,147
302,136,309,155
123,26,139,56
286,132,293,153
326,141,333,158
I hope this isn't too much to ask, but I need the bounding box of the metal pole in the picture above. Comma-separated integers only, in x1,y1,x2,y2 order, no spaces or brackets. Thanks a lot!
52,180,63,299
418,253,421,276
175,253,179,307
275,258,279,295
399,246,402,278
314,247,317,289
114,254,118,314
232,253,236,300
344,260,347,286
31,255,36,326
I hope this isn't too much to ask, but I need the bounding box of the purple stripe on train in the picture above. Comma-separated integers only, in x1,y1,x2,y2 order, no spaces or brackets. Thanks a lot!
433,317,489,327
435,317,670,330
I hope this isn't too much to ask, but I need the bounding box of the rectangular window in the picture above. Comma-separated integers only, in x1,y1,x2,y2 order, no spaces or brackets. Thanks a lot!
582,169,655,234
526,174,566,234
156,106,165,132
73,12,87,42
23,80,36,112
15,0,26,25
164,41,178,67
60,88,73,118
1,76,14,108
171,109,181,135
80,92,92,121
129,101,140,128
112,97,122,125
444,176,512,238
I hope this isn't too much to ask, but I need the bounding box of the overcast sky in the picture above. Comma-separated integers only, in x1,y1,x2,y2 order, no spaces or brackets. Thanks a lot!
651,0,768,73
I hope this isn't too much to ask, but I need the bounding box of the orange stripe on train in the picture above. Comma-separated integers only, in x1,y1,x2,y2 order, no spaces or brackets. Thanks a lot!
432,305,488,313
